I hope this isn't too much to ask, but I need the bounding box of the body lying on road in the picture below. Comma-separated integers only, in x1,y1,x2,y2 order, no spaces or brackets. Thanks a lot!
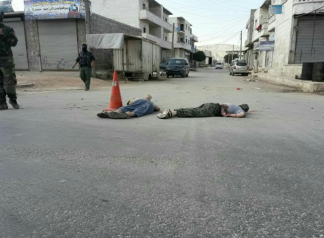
157,103,249,119
97,94,160,119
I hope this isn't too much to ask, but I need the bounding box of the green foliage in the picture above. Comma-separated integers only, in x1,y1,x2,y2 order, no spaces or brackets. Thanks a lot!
193,51,206,62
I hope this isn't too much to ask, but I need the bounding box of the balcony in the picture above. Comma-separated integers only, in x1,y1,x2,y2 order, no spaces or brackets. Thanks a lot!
245,39,252,47
174,42,192,52
142,33,172,50
140,10,173,32
252,22,269,42
190,34,198,42
260,23,269,37
294,0,324,15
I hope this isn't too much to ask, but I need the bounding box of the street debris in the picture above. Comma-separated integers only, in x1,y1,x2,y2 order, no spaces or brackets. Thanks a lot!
295,75,302,79
255,87,261,90
244,78,258,82
236,88,243,91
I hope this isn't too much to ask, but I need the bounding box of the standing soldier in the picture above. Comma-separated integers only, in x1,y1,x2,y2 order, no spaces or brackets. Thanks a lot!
72,44,95,91
0,12,20,110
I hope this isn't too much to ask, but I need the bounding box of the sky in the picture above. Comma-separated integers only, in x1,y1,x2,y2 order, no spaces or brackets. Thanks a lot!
11,0,264,46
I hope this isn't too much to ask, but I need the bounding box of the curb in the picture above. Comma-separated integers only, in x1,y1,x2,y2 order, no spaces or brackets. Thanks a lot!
256,74,324,92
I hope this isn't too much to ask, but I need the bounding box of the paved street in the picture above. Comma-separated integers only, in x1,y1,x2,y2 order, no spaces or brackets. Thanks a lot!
1,68,324,238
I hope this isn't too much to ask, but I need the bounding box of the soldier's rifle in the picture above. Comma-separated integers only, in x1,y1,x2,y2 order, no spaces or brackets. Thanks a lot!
0,11,4,27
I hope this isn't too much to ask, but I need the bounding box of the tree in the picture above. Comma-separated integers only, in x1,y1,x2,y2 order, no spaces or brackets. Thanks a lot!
193,51,206,62
224,54,238,64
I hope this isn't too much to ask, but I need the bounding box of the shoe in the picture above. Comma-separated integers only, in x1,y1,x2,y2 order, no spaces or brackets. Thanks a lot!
108,111,129,119
97,112,111,119
157,109,173,119
0,103,8,110
9,100,20,109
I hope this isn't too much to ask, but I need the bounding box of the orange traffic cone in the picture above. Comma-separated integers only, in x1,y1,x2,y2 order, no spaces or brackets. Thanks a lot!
104,71,123,112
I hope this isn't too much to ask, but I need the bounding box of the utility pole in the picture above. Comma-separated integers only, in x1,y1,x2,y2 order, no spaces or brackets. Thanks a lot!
85,0,91,35
231,44,234,63
240,31,242,60
171,23,175,58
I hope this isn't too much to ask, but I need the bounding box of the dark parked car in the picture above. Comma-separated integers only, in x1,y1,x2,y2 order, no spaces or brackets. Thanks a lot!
160,62,167,71
166,58,190,78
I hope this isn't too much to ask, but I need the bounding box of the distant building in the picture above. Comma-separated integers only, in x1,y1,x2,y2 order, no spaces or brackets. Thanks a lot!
169,17,198,63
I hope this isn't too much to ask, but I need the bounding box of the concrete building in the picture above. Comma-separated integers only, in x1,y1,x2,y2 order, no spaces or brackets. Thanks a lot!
244,9,257,68
169,17,198,63
249,0,324,78
92,0,174,62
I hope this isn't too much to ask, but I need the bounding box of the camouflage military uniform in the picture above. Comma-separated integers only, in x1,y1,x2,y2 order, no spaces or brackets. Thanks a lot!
0,24,18,109
175,103,222,118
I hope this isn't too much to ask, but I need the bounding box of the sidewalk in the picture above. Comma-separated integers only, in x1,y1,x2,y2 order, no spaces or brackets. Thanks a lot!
255,72,324,93
16,71,125,92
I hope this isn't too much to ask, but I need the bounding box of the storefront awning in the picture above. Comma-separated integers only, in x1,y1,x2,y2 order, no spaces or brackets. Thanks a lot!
86,33,141,50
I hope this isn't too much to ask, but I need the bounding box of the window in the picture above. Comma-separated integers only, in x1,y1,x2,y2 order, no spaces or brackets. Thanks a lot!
143,4,146,10
143,27,146,33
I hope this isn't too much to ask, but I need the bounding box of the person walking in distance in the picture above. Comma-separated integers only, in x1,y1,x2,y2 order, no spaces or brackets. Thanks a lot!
253,55,259,74
72,44,95,91
0,13,20,110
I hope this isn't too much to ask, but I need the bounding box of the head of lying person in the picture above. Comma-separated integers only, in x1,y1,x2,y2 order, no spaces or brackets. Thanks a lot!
127,98,139,105
239,104,249,112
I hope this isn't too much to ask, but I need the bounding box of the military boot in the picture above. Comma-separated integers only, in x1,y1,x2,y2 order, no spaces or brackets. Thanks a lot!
9,99,20,109
0,103,8,110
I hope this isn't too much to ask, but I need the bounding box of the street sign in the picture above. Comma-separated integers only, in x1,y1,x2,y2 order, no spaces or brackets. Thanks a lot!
0,0,14,13
254,42,260,51
260,41,275,51
269,5,282,15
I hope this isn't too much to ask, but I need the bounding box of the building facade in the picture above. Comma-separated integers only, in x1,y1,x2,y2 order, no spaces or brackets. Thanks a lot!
248,0,324,77
169,17,198,63
244,9,257,67
92,0,173,62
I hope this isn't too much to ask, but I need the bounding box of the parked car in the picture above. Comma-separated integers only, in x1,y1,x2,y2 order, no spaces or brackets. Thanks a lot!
166,58,190,78
159,62,167,71
215,63,224,69
229,60,250,76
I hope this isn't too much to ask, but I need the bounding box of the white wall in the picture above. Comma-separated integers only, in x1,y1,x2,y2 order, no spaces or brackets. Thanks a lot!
92,0,141,28
272,0,294,68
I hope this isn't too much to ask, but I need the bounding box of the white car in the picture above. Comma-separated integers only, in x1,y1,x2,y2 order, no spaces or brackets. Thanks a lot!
229,61,250,76
215,63,224,69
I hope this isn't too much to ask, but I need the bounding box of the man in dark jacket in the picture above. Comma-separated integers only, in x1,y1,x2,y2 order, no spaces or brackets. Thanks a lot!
72,44,95,91
0,17,19,110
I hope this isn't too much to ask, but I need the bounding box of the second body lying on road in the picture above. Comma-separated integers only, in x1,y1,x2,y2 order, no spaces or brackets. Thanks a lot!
97,94,160,119
157,103,249,119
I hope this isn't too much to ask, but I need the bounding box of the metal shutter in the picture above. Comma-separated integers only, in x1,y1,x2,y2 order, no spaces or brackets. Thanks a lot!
38,20,78,70
295,16,324,63
5,20,28,70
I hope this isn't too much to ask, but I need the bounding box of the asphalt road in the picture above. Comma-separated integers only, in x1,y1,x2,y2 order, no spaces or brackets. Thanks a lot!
1,68,324,238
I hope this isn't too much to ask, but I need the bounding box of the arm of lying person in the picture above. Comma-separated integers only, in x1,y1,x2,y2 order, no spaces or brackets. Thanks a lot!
229,112,246,118
153,103,160,112
222,112,246,118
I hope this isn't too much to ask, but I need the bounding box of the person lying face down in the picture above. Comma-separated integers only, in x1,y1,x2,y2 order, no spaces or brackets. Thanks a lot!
97,94,160,119
157,103,249,119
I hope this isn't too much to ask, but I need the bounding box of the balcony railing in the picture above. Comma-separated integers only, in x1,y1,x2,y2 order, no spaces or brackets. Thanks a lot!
190,34,198,42
142,33,172,50
140,10,173,32
174,42,192,52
